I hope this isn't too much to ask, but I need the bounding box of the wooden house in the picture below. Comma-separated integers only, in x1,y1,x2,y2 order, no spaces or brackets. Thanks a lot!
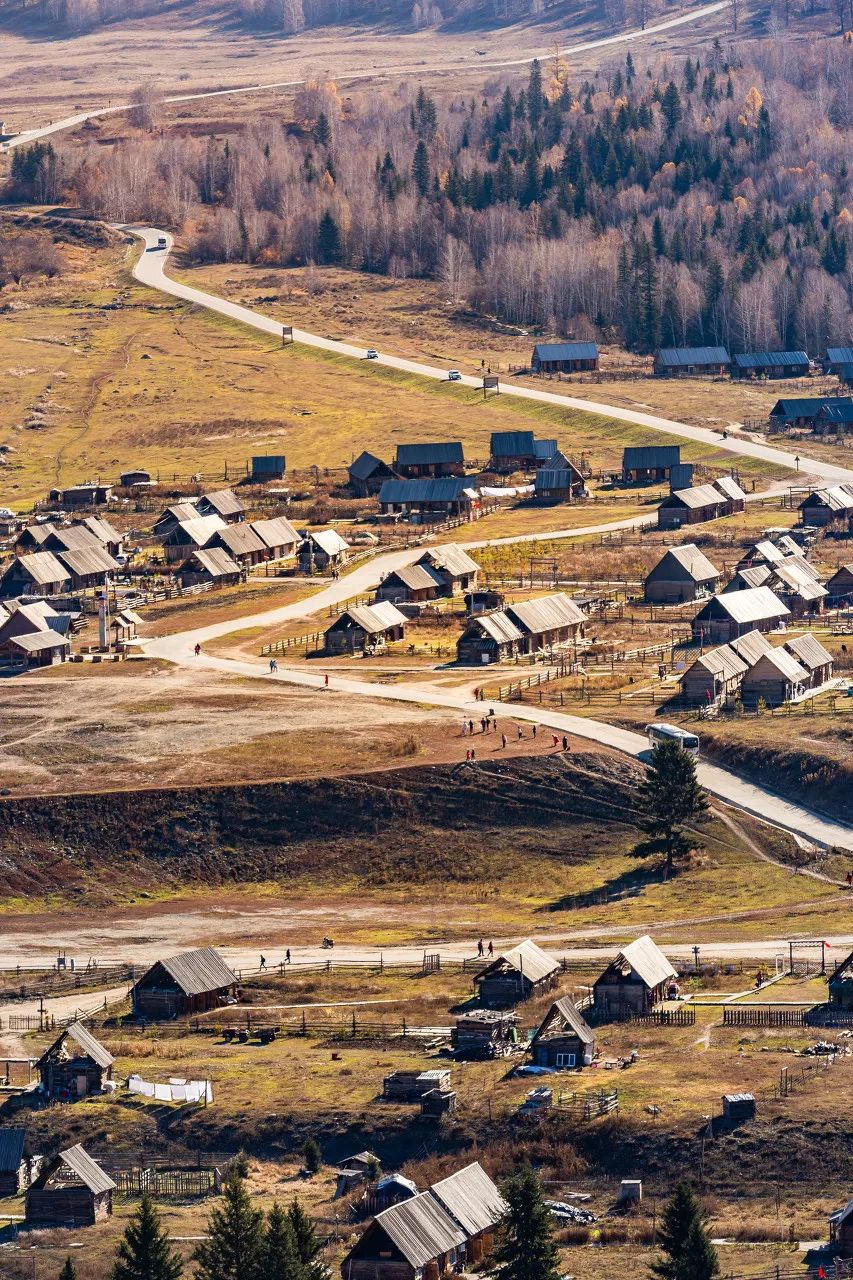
334,1151,379,1199
153,502,200,537
464,589,504,615
712,475,747,513
119,468,152,488
348,451,399,496
26,1145,115,1228
644,545,720,604
825,346,853,377
212,523,268,567
53,544,120,591
829,949,853,1010
657,484,726,530
451,1010,518,1059
740,647,810,707
653,346,729,378
251,455,286,482
692,587,789,645
179,547,242,587
324,601,407,655
0,1129,28,1196
724,565,773,593
37,1022,114,1100
378,478,479,521
622,445,681,484
730,350,810,379
533,463,586,503
80,516,123,558
456,611,524,665
529,997,595,1070
489,430,537,472
768,559,827,617
531,341,598,373
341,1187,468,1280
592,936,677,1017
48,483,113,508
0,602,72,668
474,939,560,1007
162,515,227,563
416,545,480,596
395,443,465,479
0,552,72,598
429,1163,505,1264
798,484,853,527
826,564,853,606
368,1174,419,1213
196,489,245,523
4,630,71,668
680,642,748,707
131,947,238,1020
504,593,586,654
299,530,351,573
375,564,444,605
768,397,852,431
829,1199,853,1259
249,516,300,562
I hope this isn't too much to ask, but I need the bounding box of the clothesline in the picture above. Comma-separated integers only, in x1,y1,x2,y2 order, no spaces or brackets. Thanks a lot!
128,1074,213,1104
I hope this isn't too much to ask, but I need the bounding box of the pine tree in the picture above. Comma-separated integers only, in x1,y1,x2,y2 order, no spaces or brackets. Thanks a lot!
638,742,708,877
316,211,341,264
651,1182,706,1280
301,1138,322,1175
683,58,697,93
265,1204,306,1280
527,59,544,131
112,1196,183,1280
652,214,667,257
411,140,430,197
675,1219,719,1280
194,1173,266,1280
661,81,683,132
287,1200,326,1280
312,113,331,147
59,1259,77,1280
493,1166,560,1280
625,51,635,84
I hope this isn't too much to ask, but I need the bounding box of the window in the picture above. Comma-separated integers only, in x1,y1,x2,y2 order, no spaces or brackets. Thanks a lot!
555,1052,576,1068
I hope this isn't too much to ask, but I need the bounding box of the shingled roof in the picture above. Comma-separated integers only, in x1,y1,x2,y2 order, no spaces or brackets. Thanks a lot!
146,947,237,997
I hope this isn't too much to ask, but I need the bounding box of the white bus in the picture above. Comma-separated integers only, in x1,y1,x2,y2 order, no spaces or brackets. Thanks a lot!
645,722,700,756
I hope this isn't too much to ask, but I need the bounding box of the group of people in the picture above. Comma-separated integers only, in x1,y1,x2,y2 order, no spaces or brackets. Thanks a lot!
461,711,500,736
463,715,570,760
476,938,495,957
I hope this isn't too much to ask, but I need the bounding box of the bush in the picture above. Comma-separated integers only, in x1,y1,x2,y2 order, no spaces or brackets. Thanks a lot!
302,1136,322,1174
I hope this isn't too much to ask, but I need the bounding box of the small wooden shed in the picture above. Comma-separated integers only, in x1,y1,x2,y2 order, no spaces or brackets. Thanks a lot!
592,936,677,1017
474,939,560,1007
529,997,595,1070
324,601,407,655
452,1010,518,1059
644,545,720,604
721,1092,755,1122
37,1023,114,1100
383,1069,451,1102
131,947,238,1020
26,1145,115,1227
341,1188,467,1280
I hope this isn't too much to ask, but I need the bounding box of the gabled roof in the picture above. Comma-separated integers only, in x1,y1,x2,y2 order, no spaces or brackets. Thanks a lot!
157,502,199,526
198,489,244,517
744,648,810,684
728,629,774,666
429,1162,506,1236
57,545,119,577
490,430,536,457
623,445,681,470
713,475,747,502
656,346,729,367
0,600,60,633
776,535,805,558
533,438,559,461
396,442,464,466
335,601,408,635
44,524,106,553
307,529,350,556
8,629,70,654
475,938,559,985
827,347,853,364
372,1191,467,1268
145,947,238,996
0,1128,25,1173
379,478,475,505
817,403,853,423
532,996,595,1046
81,516,122,544
38,1021,114,1070
608,936,677,989
784,633,833,671
771,561,827,601
189,547,242,578
466,611,524,645
539,450,572,471
504,593,586,635
166,515,228,546
249,516,299,551
685,643,748,682
215,524,267,558
663,483,725,511
533,341,598,361
769,397,850,420
4,551,70,586
535,468,581,492
799,485,853,513
650,544,719,583
349,451,392,481
40,1145,116,1196
725,565,772,591
384,564,444,592
732,350,808,368
827,564,853,589
418,544,480,579
696,587,789,625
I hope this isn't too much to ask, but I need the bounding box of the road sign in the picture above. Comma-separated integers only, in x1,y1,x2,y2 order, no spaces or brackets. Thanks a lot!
282,325,293,345
483,375,499,398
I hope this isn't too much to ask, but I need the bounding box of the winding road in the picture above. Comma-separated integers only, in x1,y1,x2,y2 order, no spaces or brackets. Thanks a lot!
1,2,729,152
120,227,853,852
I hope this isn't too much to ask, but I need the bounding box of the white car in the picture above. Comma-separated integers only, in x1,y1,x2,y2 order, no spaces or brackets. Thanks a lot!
366,348,379,359
447,370,462,381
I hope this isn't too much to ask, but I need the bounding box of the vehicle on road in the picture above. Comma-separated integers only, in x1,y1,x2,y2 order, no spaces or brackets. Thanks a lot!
447,370,462,381
366,348,379,359
645,722,700,755
156,235,167,249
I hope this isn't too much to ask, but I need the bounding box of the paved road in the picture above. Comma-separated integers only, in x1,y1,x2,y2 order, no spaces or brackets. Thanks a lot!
1,2,727,152
128,228,853,484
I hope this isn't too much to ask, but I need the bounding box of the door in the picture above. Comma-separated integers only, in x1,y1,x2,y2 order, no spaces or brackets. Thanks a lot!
76,1074,88,1097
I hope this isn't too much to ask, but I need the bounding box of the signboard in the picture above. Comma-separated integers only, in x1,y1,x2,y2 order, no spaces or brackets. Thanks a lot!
282,325,293,345
483,375,499,399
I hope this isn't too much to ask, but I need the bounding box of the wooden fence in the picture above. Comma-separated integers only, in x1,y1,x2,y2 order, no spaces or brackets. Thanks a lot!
114,1168,221,1198
723,1007,806,1028
555,1087,619,1119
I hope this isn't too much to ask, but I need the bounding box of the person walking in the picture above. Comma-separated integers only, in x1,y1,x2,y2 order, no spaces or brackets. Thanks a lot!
324,673,329,688
285,948,291,964
552,734,559,748
194,643,201,656
562,735,570,752
468,719,474,736
501,733,507,750
466,748,471,762
517,725,523,741
477,938,484,957
488,940,494,956
532,724,537,739
259,955,266,970
470,746,476,761
461,720,468,736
